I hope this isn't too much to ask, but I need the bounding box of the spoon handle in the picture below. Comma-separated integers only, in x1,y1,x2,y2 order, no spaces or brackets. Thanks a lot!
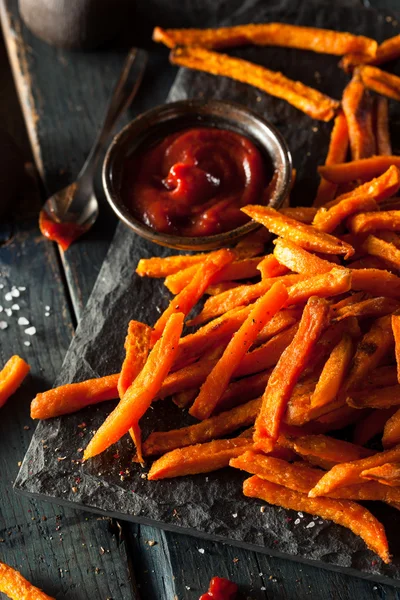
78,47,148,181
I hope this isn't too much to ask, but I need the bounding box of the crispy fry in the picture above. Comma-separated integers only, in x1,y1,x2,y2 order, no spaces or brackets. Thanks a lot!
241,206,354,258
170,47,339,121
84,313,184,461
280,207,318,223
340,34,400,71
383,408,400,448
309,444,400,497
0,355,30,409
287,267,352,305
118,321,151,398
154,23,377,56
31,373,120,419
136,254,208,278
361,463,400,487
152,249,234,344
319,157,400,183
342,70,375,160
254,297,329,443
190,282,288,419
359,365,399,390
362,234,400,271
0,561,55,600
256,308,301,345
349,255,388,270
328,165,400,206
313,196,378,234
314,111,349,207
375,96,392,155
348,385,400,410
216,369,272,413
332,296,400,321
341,315,394,395
243,476,390,563
393,314,400,384
257,254,289,279
233,453,400,502
159,355,219,399
206,281,240,295
273,238,336,275
311,334,353,409
148,437,253,480
349,211,400,235
359,65,400,101
353,407,397,446
292,434,373,464
189,274,304,326
165,257,262,294
143,397,262,456
351,268,400,299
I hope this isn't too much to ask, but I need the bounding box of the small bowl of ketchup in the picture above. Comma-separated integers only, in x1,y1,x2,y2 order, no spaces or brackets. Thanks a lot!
103,99,292,250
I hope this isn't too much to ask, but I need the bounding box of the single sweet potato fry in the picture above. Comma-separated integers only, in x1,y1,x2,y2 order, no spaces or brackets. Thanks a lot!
256,308,301,345
143,397,262,456
348,385,400,410
189,274,304,326
311,335,353,409
314,111,349,207
351,268,400,299
31,373,120,419
342,70,375,160
353,407,398,446
0,561,55,600
349,211,400,235
190,282,288,420
257,254,289,279
319,157,400,183
243,476,390,563
170,47,339,121
328,165,400,206
152,249,234,344
341,315,394,396
340,34,400,71
349,256,388,270
375,96,392,155
0,355,30,409
118,321,151,398
362,234,400,271
165,257,262,294
280,207,318,223
333,296,400,322
273,238,336,276
313,196,378,234
148,437,253,480
287,267,352,305
154,23,377,56
309,444,400,497
292,434,374,464
216,369,272,413
359,65,400,101
241,206,354,258
136,254,208,278
383,408,400,448
84,312,184,461
254,297,329,444
361,463,400,487
393,314,400,384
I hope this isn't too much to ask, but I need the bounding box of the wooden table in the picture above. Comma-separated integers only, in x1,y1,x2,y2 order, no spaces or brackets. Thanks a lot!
0,0,400,598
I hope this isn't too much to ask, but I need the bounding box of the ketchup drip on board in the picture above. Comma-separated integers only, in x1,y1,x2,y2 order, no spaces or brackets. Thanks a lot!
199,576,238,600
121,127,271,237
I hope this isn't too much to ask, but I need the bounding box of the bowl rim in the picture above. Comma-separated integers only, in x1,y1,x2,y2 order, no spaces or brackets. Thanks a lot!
102,98,292,251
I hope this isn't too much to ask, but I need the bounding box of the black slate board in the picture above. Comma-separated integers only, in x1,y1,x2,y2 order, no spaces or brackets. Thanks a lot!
15,0,400,586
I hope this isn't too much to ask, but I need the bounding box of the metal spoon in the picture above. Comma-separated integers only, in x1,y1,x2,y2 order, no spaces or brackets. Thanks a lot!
39,47,148,251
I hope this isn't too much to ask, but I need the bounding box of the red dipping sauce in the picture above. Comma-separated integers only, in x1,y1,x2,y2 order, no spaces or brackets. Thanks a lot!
39,209,86,251
199,576,238,600
121,127,269,237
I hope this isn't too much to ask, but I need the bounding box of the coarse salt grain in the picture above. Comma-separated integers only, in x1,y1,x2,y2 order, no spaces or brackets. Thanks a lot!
25,326,36,336
5,308,12,317
11,289,20,297
294,518,300,525
24,341,31,347
198,548,205,554
261,587,266,591
0,306,2,312
18,317,29,326
306,521,315,529
45,312,50,317
0,321,8,330
0,284,3,289
298,512,304,518
11,304,20,310
18,287,26,291
45,305,50,311
4,292,13,302
232,513,238,518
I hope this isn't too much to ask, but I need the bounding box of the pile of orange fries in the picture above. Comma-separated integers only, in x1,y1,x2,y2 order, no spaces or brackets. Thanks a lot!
30,22,400,565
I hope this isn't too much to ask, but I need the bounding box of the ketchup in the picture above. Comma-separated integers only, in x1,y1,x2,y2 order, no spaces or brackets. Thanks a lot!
199,577,238,600
121,127,269,237
39,209,86,251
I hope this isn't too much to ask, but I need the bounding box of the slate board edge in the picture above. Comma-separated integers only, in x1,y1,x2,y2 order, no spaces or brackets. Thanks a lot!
12,484,400,588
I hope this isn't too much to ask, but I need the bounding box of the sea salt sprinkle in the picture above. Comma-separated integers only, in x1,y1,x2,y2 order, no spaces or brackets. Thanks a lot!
5,308,12,317
25,326,36,336
198,548,205,554
18,317,29,326
11,289,20,298
0,321,8,330
306,521,315,529
24,341,31,347
11,304,20,311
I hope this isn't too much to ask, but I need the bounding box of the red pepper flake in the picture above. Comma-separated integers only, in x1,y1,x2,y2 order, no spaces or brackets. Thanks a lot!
113,453,120,460
77,422,87,429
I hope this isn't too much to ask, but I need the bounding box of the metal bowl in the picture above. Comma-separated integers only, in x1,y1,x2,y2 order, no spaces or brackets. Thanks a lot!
102,99,292,251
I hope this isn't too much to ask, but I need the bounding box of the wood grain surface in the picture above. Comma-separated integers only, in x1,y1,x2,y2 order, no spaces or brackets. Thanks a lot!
1,0,400,598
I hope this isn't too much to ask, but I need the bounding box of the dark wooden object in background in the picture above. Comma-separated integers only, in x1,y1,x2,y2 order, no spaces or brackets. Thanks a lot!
0,0,400,598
